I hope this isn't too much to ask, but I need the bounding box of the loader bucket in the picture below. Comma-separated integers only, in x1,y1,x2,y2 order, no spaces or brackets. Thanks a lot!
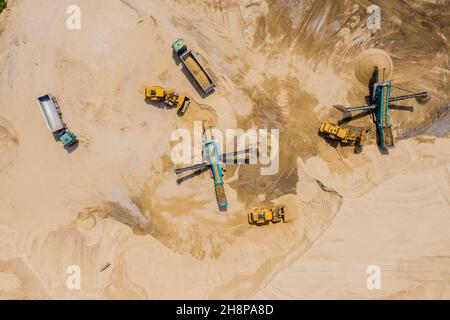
177,97,191,115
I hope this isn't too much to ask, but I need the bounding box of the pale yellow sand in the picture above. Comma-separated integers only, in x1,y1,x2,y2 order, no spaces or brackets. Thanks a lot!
0,0,448,299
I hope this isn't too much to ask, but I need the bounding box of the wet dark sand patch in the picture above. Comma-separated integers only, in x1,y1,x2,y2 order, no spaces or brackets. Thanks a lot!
231,76,320,203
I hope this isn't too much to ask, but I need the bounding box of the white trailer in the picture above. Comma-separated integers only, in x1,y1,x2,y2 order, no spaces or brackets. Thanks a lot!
37,94,77,147
37,94,65,133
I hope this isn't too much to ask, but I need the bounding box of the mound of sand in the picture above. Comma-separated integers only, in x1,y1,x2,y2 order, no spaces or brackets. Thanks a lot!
355,49,393,86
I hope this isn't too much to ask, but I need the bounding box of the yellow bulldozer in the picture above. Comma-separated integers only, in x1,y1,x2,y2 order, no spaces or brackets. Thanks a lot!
319,121,369,153
145,86,190,115
248,205,287,225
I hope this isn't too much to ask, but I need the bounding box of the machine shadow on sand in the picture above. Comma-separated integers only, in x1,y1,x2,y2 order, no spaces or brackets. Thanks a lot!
176,166,210,185
65,139,80,153
144,98,184,117
317,130,361,154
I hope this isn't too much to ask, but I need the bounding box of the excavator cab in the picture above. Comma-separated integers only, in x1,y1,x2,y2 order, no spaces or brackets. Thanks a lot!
273,205,287,223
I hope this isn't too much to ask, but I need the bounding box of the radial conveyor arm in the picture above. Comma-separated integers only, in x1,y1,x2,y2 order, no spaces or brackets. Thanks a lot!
389,91,429,102
345,105,377,112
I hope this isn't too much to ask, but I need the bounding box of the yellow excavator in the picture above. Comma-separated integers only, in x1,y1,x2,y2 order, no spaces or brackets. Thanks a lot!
145,86,190,115
319,121,369,153
248,205,287,225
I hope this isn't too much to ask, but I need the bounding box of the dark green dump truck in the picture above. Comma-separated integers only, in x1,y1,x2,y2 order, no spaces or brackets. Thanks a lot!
172,39,216,95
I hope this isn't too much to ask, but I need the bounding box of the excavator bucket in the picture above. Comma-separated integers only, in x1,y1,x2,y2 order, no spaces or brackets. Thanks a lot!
281,206,287,223
177,96,191,115
319,122,328,133
359,130,368,146
354,130,367,154
274,206,287,223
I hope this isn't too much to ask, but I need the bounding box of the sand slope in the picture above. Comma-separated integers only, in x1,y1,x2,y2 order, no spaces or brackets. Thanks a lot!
0,0,449,299
256,138,450,299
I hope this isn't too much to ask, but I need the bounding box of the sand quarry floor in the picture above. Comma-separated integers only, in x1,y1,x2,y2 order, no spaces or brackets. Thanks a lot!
0,0,449,299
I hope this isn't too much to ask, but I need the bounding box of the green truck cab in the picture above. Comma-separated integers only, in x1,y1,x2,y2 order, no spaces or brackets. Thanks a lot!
172,38,216,95
37,94,78,148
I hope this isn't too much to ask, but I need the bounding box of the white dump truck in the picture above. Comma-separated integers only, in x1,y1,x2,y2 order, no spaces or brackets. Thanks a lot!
37,94,78,147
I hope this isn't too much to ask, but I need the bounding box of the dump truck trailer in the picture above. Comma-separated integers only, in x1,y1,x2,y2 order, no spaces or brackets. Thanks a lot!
37,94,77,147
172,39,216,95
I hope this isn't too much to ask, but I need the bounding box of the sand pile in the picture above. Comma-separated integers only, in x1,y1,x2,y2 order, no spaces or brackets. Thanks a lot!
354,49,393,86
184,56,212,89
0,0,448,299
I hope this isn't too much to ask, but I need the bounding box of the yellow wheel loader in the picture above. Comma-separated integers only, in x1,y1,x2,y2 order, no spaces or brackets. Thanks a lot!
248,205,287,225
319,121,369,153
145,86,190,115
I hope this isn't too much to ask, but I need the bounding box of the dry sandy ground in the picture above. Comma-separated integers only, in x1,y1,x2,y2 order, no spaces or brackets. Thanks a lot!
0,0,449,299
256,138,450,299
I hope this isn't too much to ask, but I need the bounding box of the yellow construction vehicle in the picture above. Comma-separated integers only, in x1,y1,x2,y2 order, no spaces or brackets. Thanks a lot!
248,205,287,225
319,121,369,153
144,86,190,115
